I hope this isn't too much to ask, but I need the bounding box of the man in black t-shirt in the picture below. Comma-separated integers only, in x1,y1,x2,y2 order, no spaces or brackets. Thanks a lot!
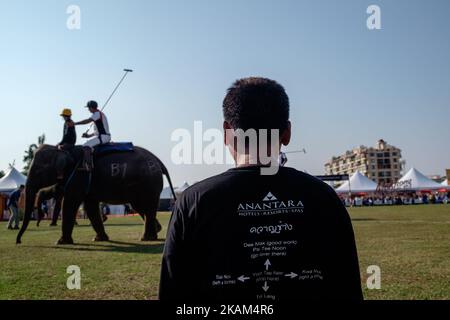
57,108,76,150
159,77,363,301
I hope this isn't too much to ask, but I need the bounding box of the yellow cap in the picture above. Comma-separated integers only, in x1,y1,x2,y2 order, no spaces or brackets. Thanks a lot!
60,108,72,117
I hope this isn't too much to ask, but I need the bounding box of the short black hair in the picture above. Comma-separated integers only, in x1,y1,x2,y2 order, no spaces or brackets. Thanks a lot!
86,100,98,109
223,77,290,131
19,185,25,189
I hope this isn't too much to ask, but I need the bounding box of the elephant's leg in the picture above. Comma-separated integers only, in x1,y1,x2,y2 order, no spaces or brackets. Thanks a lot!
143,212,159,241
51,196,62,226
35,191,44,227
139,211,161,233
136,211,162,235
84,199,109,242
57,198,81,245
131,198,160,241
36,208,43,227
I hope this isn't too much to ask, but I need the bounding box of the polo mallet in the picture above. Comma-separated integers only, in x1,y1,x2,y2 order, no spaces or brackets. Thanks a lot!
84,68,133,135
285,149,307,154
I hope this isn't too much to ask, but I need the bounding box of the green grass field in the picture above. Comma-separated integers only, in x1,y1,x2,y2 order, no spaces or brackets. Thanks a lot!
0,205,449,300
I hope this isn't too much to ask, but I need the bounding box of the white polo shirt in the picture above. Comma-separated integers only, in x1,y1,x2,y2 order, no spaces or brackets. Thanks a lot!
90,111,110,136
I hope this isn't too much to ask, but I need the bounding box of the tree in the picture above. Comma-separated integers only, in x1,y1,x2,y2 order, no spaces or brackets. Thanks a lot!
0,170,4,179
23,134,46,175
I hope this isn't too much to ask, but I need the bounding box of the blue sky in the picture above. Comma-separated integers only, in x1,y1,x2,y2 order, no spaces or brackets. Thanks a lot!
0,0,449,186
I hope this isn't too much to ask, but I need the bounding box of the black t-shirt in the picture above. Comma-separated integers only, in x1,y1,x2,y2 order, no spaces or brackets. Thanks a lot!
159,166,362,301
60,120,76,146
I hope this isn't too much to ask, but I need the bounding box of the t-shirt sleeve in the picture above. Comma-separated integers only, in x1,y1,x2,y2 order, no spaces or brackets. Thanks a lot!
90,112,100,121
159,197,189,300
325,188,363,300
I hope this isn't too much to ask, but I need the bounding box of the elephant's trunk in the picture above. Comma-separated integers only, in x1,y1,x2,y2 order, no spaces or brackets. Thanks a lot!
16,187,37,244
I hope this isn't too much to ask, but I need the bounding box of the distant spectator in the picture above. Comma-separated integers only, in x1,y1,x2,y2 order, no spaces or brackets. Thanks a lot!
430,194,436,204
42,200,49,218
36,199,49,227
101,203,110,222
6,185,25,230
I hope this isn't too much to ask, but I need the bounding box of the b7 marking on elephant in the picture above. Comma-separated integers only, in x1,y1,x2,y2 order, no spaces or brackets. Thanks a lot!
111,163,127,178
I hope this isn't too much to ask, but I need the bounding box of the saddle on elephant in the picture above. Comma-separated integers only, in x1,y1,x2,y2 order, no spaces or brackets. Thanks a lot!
62,142,135,170
93,142,134,156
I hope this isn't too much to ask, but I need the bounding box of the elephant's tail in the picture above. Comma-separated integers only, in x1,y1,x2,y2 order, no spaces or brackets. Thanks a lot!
158,159,177,201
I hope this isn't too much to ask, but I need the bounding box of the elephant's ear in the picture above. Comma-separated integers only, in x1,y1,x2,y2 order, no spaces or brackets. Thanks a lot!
54,152,68,180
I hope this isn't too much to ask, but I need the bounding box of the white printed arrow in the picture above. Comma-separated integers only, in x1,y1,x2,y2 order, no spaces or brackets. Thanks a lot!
237,275,250,283
262,281,269,292
264,259,271,271
285,272,298,279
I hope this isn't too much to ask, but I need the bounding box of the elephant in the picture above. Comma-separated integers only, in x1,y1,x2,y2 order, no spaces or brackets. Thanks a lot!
35,184,63,227
16,144,176,244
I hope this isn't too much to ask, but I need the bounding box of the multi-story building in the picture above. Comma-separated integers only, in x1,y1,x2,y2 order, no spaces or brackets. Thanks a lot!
324,139,403,185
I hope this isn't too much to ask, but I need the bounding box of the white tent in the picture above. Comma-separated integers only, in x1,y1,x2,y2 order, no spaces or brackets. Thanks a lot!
441,179,449,190
336,171,378,194
160,186,175,200
0,166,27,193
394,168,443,191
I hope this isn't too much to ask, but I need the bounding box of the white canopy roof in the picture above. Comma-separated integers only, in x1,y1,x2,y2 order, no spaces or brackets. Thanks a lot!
160,186,175,199
441,179,449,190
0,166,27,193
336,171,378,193
394,168,443,191
161,182,191,199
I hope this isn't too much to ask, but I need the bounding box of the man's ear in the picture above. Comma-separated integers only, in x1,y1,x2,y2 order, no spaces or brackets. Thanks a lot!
223,121,233,146
280,121,291,146
223,121,238,162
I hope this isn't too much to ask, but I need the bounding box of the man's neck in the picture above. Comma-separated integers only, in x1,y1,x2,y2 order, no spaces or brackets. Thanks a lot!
236,153,259,167
235,153,278,168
